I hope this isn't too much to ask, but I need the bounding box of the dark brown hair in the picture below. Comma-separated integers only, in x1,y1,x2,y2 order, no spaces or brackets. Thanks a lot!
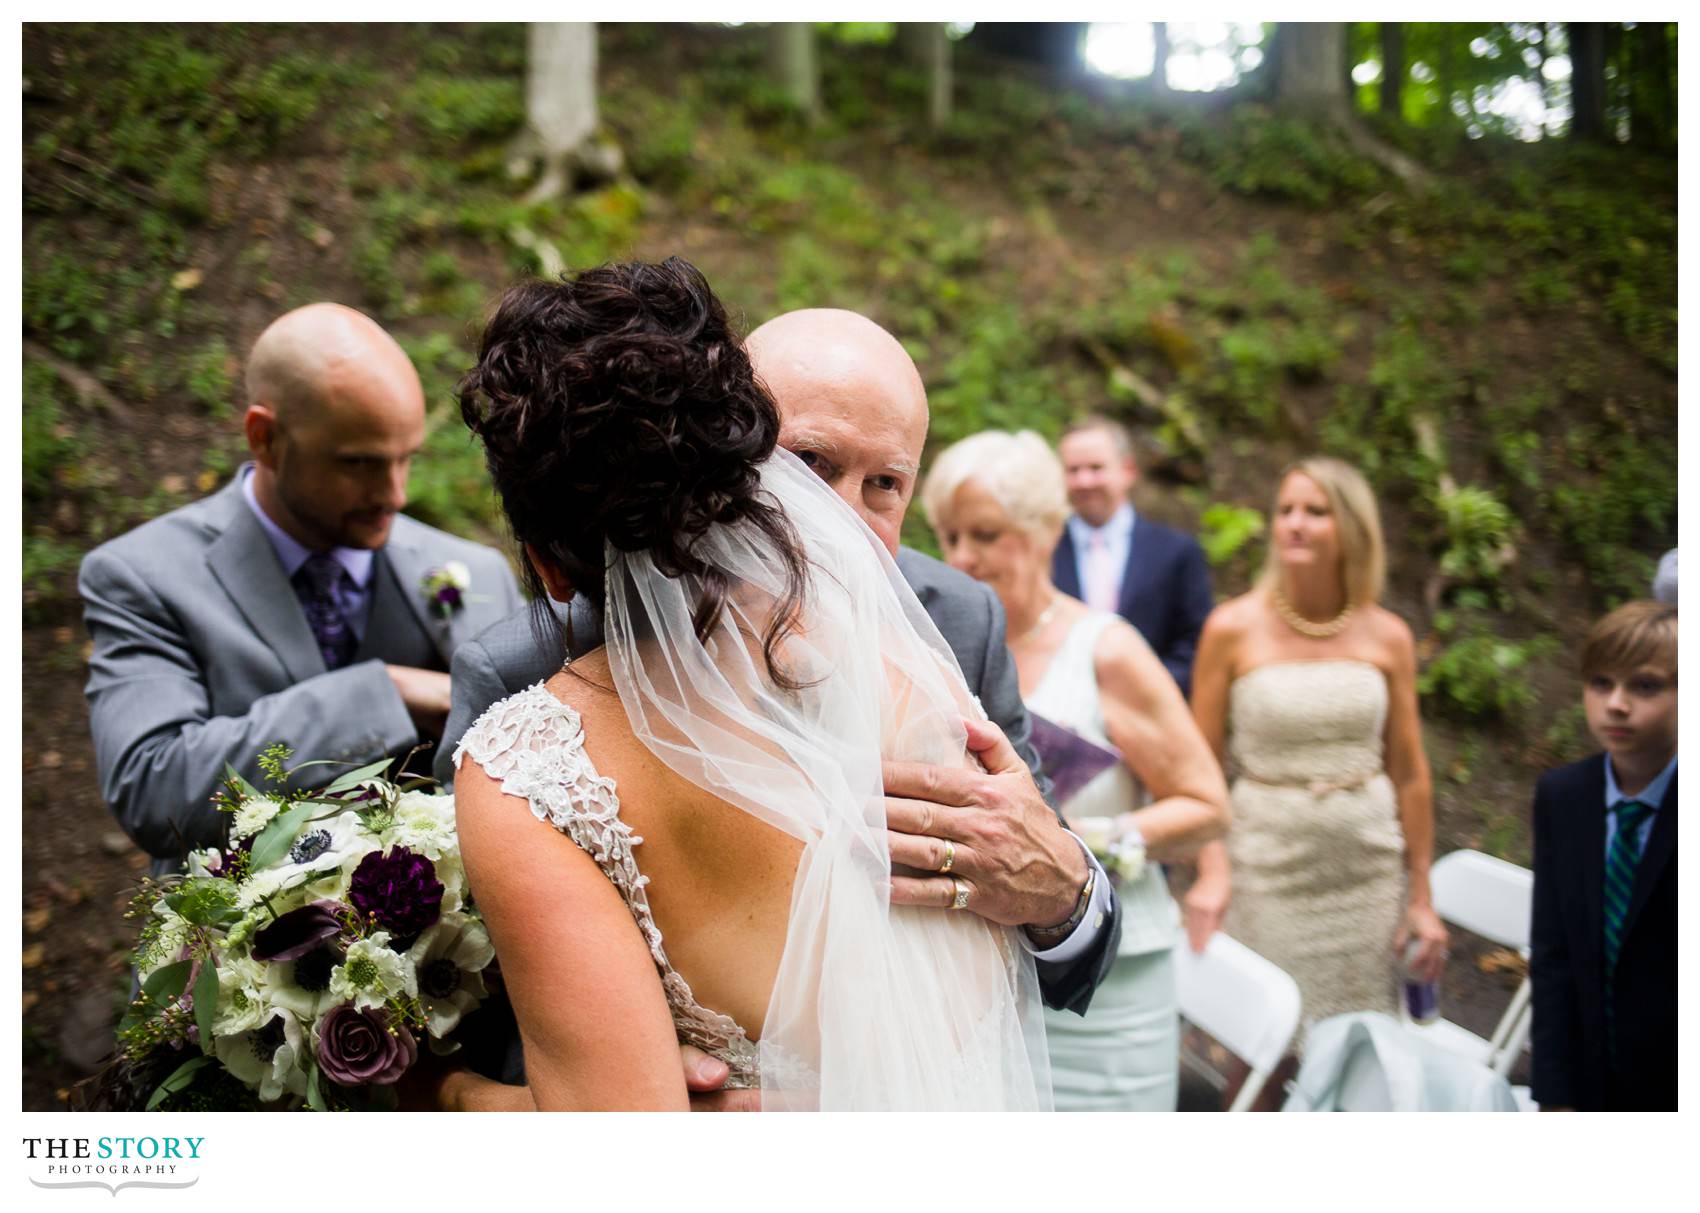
457,257,809,685
1581,600,1677,682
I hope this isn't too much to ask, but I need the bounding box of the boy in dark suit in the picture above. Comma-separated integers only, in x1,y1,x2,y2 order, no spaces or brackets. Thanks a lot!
1530,601,1677,1111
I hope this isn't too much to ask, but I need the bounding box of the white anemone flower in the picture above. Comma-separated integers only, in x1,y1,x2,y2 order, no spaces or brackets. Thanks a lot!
236,810,371,908
407,912,495,1038
231,795,284,842
213,1007,309,1103
211,952,274,1036
184,847,226,878
327,933,417,1011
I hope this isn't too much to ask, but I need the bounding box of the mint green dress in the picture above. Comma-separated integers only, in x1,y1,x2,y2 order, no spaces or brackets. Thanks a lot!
1027,613,1180,1112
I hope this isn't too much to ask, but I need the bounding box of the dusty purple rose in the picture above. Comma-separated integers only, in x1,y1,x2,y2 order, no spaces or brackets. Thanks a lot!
252,900,345,963
316,1004,417,1087
347,847,442,944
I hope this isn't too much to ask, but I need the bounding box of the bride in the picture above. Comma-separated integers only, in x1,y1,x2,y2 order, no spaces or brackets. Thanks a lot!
449,258,1051,1110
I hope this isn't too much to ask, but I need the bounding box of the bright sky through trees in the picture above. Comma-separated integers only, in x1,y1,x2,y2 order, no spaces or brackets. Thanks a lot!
1084,21,1570,140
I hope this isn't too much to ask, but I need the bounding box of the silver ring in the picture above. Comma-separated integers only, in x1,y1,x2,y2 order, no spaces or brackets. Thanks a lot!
950,878,970,911
937,839,955,874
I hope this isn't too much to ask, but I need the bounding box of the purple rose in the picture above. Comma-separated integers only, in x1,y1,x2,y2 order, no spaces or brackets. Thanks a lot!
434,585,462,609
348,847,442,946
316,1004,417,1087
252,900,345,963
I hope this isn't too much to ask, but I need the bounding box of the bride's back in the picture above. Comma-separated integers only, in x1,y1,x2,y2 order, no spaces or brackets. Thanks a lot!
550,649,801,1042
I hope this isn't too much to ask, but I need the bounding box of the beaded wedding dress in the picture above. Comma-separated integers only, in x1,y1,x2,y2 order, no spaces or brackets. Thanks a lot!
456,450,1051,1110
1221,660,1404,1041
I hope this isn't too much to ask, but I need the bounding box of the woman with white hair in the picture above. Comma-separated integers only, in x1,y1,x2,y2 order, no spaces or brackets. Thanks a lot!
1187,458,1449,1042
922,429,1228,1112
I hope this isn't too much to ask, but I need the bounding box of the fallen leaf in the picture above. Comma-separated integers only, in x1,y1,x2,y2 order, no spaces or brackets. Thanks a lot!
40,750,63,770
101,831,132,857
160,474,188,494
22,943,45,969
24,907,51,934
171,267,203,292
311,225,335,249
260,281,286,301
196,469,219,493
52,626,73,645
22,992,39,1015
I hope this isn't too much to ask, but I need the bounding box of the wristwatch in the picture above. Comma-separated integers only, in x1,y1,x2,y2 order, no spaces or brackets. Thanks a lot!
1026,857,1097,944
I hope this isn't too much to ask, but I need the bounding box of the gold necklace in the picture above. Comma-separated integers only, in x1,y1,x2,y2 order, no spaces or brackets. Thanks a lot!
1015,594,1060,644
1272,585,1354,639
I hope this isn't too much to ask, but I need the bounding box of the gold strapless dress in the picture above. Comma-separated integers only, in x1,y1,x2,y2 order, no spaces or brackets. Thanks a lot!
1223,660,1405,1043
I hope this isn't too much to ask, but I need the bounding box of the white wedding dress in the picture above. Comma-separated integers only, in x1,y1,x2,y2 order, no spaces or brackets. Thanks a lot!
456,450,1051,1111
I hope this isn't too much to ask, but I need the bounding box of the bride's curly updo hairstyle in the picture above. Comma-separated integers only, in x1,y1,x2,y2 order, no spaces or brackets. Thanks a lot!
457,256,808,684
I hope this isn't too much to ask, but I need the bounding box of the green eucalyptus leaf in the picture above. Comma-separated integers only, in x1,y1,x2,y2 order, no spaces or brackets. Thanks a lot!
323,757,395,794
306,1062,326,1112
192,954,219,1049
145,1055,215,1111
141,959,193,1004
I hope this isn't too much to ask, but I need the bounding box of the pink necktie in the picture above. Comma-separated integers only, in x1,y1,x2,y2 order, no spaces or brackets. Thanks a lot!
1084,529,1119,614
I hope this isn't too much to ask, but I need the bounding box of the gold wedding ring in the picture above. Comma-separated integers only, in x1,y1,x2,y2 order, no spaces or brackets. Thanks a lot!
937,839,956,874
950,879,970,911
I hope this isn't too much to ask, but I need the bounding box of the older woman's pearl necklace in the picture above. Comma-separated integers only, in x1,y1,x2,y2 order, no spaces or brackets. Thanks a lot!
1015,595,1060,644
1272,585,1353,638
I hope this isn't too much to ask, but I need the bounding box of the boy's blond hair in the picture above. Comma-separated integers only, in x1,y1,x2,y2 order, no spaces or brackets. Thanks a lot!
1580,600,1677,681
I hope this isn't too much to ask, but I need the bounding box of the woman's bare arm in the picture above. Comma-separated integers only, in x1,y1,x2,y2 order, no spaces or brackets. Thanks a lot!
455,760,689,1111
1094,621,1229,862
1183,605,1241,949
1378,610,1448,980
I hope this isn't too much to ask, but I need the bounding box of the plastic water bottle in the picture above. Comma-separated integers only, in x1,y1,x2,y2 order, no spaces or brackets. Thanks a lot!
1402,938,1440,1025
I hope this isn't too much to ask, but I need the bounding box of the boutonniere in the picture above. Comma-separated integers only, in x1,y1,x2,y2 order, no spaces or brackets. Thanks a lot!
420,561,472,620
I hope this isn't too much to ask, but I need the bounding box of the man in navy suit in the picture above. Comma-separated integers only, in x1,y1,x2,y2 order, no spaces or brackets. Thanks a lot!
1052,416,1213,697
1530,601,1677,1111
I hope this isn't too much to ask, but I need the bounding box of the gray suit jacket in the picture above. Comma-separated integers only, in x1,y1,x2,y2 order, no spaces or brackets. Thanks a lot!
80,472,524,877
439,546,1120,1021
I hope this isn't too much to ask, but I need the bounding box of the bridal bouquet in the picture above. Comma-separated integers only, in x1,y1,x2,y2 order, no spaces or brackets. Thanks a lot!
114,746,493,1111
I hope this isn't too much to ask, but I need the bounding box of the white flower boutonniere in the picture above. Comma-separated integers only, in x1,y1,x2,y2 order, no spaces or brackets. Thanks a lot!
420,561,472,620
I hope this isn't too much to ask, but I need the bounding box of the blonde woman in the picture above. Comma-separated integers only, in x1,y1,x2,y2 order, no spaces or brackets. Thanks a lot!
922,429,1228,1111
1187,458,1448,1039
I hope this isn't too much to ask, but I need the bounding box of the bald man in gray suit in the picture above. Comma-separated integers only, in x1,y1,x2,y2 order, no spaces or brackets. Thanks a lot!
81,304,522,877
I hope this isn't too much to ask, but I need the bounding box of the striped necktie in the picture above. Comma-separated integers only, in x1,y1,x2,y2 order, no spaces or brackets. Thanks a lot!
1603,798,1654,1055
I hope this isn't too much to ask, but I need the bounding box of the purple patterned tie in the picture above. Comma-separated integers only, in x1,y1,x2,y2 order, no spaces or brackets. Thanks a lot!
293,552,357,670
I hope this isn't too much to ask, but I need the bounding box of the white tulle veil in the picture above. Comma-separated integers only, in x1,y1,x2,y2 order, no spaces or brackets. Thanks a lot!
602,448,1051,1111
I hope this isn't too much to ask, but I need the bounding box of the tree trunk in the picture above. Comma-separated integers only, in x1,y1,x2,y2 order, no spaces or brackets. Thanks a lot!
767,22,821,122
1273,22,1349,117
1569,23,1608,141
1629,22,1674,148
1152,22,1170,95
898,23,952,128
1536,23,1551,139
964,22,1086,74
1379,23,1404,118
527,23,597,159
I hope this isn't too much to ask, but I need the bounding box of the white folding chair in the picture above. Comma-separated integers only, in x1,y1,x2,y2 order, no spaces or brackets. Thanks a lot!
1406,849,1534,1084
1173,933,1302,1112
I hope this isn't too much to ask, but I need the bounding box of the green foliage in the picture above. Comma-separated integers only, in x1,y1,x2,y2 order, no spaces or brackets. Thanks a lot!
1177,107,1387,206
184,338,237,417
1198,503,1266,567
398,76,524,146
1435,484,1515,586
1420,629,1557,721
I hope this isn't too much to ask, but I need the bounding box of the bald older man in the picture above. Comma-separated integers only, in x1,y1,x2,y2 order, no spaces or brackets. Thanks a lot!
431,307,1121,1108
80,303,522,878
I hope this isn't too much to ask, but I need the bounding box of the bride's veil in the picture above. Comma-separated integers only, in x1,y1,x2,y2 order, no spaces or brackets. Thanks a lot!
603,447,1051,1111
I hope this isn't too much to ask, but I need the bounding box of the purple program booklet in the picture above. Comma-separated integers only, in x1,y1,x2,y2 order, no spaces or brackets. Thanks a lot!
1027,711,1123,807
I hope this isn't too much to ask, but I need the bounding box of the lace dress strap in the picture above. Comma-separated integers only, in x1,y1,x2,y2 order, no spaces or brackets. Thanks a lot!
454,682,760,1084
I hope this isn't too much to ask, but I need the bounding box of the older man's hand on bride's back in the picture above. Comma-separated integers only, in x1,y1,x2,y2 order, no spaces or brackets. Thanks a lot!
884,717,1089,934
